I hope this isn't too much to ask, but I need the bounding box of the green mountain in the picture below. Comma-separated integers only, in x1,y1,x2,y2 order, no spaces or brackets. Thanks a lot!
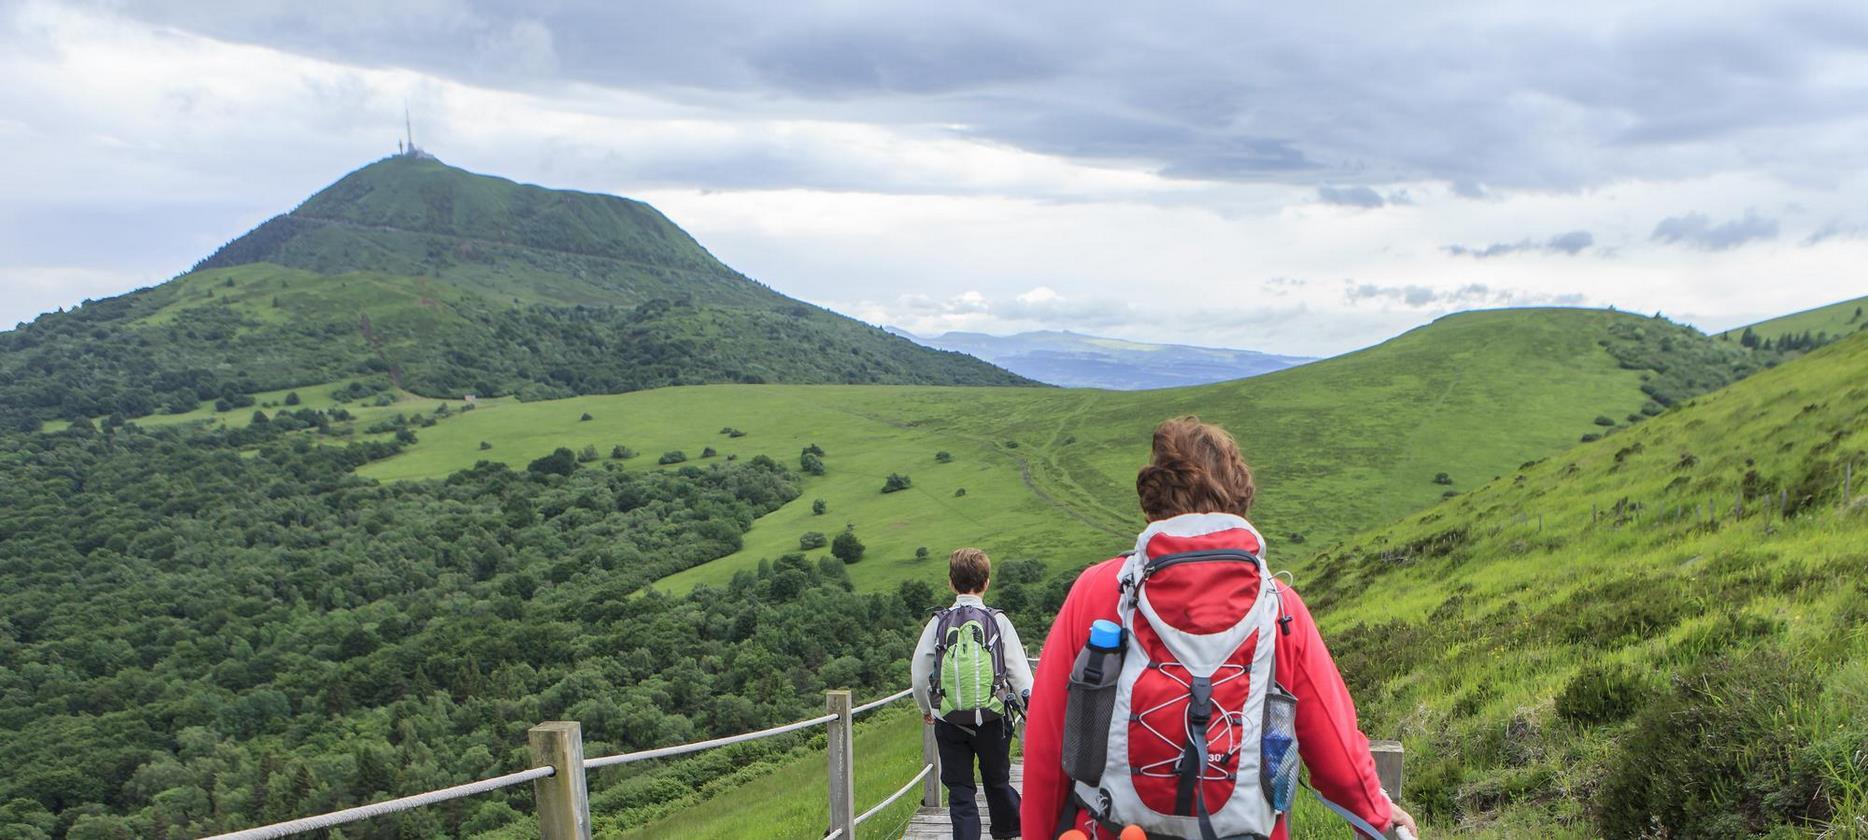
0,156,1029,431
1725,292,1868,349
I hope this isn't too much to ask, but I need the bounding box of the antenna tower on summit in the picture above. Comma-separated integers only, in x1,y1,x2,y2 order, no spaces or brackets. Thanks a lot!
398,104,435,160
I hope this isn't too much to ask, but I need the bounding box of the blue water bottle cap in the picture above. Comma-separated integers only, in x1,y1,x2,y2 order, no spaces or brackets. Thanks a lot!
1089,619,1123,651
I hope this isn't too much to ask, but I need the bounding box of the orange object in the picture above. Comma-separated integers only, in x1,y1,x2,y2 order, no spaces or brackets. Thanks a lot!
1058,831,1088,840
1119,826,1147,840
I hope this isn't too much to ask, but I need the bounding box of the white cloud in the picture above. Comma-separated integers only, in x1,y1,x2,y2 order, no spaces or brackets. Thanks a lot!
1,1,1866,357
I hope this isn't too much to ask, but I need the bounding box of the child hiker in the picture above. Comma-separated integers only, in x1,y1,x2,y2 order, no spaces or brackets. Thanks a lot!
912,548,1035,840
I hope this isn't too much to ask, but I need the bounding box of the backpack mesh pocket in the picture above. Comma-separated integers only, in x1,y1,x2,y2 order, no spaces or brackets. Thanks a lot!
1061,649,1121,784
1260,685,1299,813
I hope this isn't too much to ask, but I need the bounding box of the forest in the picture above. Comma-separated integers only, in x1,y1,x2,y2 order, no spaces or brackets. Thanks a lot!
0,415,1076,839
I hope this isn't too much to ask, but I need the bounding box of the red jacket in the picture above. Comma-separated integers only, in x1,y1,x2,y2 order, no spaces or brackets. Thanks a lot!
1021,520,1394,839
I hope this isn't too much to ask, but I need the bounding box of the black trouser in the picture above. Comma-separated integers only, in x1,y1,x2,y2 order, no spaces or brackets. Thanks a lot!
935,717,1021,840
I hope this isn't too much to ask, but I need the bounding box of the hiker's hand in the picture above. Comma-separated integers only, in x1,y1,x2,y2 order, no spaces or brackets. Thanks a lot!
1390,805,1419,838
923,713,935,725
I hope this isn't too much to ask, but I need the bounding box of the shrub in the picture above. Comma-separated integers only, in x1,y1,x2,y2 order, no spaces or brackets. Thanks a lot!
1580,433,1601,442
1287,532,1307,544
1003,440,1019,449
479,441,493,450
898,579,935,614
527,447,577,476
802,443,825,457
811,498,827,515
1432,472,1453,485
701,447,717,458
579,412,594,422
610,445,637,460
658,451,687,465
954,488,967,497
881,473,913,493
998,558,1045,584
799,531,828,550
935,451,952,463
1555,664,1651,726
1594,650,1823,838
1593,415,1616,426
831,529,865,564
284,391,301,406
915,546,930,561
577,445,600,463
800,452,825,475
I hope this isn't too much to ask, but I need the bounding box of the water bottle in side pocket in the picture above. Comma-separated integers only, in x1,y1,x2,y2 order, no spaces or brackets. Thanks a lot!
1060,619,1124,784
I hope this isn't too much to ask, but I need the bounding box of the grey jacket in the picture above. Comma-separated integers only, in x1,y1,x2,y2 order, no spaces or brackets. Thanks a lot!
910,594,1035,716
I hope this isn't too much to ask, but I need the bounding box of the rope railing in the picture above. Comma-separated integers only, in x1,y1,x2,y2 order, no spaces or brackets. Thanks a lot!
201,766,555,840
855,762,935,826
583,712,840,769
852,686,914,716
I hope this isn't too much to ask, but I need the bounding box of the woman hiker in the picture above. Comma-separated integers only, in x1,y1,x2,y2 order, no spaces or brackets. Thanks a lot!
1021,416,1420,839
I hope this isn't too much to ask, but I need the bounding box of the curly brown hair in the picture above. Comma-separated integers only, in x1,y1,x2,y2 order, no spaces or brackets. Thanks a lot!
1136,416,1256,521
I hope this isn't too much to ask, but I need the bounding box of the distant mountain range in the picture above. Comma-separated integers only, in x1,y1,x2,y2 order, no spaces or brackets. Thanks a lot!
889,328,1313,389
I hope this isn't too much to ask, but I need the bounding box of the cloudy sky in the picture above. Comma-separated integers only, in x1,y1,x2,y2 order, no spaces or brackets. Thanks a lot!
2,0,1864,355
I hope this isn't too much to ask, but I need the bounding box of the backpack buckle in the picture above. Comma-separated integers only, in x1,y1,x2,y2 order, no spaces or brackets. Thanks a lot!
1187,676,1215,726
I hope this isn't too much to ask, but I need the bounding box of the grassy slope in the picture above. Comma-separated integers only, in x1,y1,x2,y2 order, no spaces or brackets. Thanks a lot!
1296,331,1868,835
357,308,1653,594
1729,293,1868,344
640,333,1868,840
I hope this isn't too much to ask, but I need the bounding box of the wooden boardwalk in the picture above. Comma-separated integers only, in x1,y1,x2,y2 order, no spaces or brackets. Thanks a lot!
901,763,1023,839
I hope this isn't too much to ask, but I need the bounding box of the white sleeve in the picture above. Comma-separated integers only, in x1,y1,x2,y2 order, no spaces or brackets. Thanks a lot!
909,617,940,715
998,612,1035,696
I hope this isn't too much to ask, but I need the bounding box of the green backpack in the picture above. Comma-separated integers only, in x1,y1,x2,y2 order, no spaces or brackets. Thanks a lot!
930,605,1010,725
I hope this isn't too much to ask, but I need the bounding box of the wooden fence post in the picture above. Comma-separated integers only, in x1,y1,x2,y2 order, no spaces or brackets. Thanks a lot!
922,720,942,808
528,722,590,840
1371,740,1405,840
827,691,855,839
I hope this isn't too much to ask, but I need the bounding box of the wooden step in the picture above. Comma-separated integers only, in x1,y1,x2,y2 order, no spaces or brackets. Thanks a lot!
901,764,1023,839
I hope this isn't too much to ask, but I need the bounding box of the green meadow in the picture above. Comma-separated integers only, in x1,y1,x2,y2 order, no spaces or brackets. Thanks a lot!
357,308,1665,596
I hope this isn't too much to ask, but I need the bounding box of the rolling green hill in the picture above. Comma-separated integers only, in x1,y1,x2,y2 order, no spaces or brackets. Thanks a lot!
640,331,1868,840
354,307,1765,594
1725,293,1868,348
0,156,1028,431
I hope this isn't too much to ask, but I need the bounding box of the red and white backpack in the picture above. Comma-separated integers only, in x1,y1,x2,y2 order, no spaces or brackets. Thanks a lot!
1062,514,1301,840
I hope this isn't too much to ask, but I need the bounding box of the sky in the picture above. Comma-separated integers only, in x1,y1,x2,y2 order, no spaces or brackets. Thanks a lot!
1,0,1864,356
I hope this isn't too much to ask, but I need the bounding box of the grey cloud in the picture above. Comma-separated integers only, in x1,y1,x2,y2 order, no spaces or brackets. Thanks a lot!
1445,229,1595,258
1344,281,1587,309
96,0,1868,192
1803,219,1863,246
1650,211,1778,250
1546,230,1594,254
1317,185,1387,208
